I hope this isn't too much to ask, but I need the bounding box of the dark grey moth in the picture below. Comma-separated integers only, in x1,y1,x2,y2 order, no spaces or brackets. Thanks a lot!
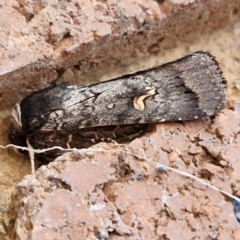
9,51,226,161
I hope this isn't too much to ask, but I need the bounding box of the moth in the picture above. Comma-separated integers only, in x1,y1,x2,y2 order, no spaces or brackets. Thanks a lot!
9,51,226,161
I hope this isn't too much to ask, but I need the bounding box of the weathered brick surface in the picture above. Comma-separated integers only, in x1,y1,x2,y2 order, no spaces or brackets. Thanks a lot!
6,108,240,239
0,0,239,108
2,1,240,239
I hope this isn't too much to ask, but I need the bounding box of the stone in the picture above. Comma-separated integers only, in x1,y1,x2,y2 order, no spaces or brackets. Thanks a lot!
0,0,239,108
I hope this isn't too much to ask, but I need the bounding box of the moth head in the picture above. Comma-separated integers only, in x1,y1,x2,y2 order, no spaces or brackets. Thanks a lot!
9,103,27,152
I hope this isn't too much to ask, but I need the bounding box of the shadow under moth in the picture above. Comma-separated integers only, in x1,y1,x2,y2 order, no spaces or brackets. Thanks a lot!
9,51,226,161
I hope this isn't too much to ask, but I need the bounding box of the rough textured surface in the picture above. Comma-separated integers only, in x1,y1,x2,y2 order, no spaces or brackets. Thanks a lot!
0,0,240,239
5,107,240,239
0,0,239,109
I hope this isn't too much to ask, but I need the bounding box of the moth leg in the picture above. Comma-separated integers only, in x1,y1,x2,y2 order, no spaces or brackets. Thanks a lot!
100,137,115,143
92,132,116,140
91,137,113,143
111,130,117,138
107,139,127,147
66,134,73,148
81,131,106,140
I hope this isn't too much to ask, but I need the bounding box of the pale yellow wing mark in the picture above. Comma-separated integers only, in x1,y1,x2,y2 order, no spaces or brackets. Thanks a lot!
133,87,156,111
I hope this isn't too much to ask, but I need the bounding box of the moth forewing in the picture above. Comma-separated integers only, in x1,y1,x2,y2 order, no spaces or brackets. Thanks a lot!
9,51,226,161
